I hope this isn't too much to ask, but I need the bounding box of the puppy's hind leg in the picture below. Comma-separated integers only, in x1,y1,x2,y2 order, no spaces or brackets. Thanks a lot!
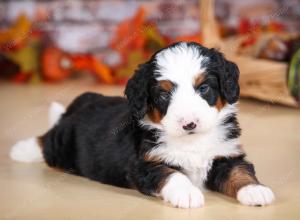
10,102,66,163
10,137,43,163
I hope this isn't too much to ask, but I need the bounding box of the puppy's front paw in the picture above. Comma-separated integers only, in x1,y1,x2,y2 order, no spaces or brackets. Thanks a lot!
160,173,204,208
237,184,275,206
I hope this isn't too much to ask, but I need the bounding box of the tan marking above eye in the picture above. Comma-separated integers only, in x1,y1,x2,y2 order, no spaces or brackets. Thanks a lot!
194,74,205,87
159,80,173,91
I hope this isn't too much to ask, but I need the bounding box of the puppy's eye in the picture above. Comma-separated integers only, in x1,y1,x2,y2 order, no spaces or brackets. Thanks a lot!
160,92,170,101
199,84,210,94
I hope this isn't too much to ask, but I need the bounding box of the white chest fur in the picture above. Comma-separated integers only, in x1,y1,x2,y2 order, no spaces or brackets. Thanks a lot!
148,129,242,188
143,104,242,188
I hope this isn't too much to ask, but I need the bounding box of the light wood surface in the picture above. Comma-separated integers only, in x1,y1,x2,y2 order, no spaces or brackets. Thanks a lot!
0,80,300,220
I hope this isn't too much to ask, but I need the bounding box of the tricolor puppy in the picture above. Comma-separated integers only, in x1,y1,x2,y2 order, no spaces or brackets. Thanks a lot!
10,42,275,208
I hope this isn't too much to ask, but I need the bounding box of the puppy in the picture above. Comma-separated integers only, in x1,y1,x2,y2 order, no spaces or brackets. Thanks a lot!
10,42,274,208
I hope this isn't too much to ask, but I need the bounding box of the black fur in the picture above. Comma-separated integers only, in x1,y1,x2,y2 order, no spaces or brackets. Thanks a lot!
223,60,240,104
222,113,241,140
196,74,220,106
41,91,175,191
149,80,175,116
124,60,155,120
128,159,181,195
195,45,240,104
205,155,257,193
40,42,247,199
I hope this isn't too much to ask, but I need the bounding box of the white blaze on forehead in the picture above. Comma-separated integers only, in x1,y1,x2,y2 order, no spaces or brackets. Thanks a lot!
154,42,208,84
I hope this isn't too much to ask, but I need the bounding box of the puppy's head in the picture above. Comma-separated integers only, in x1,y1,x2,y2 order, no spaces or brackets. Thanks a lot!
125,42,239,137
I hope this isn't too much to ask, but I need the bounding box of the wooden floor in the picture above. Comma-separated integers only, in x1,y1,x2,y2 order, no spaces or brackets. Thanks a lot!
1,80,300,220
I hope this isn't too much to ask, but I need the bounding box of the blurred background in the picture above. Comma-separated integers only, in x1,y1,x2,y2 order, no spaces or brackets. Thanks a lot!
0,0,299,107
1,1,300,219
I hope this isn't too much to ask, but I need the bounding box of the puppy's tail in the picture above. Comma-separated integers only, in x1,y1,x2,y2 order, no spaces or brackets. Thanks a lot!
10,102,66,163
48,102,66,129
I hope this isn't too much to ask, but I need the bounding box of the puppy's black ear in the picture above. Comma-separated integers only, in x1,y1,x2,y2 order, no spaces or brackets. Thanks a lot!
220,60,240,104
125,61,153,120
206,48,240,104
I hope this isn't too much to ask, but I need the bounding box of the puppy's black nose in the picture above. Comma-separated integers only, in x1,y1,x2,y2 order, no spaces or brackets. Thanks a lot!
183,122,197,131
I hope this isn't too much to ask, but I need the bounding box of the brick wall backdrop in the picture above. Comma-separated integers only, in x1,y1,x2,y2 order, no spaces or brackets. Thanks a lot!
0,0,200,55
1,0,299,54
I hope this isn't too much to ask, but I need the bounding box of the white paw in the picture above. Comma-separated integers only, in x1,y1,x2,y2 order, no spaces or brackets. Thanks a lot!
160,173,204,208
237,184,275,206
10,137,43,163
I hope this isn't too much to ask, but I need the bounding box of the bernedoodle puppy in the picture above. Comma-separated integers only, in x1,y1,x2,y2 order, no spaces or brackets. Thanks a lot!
11,42,275,208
